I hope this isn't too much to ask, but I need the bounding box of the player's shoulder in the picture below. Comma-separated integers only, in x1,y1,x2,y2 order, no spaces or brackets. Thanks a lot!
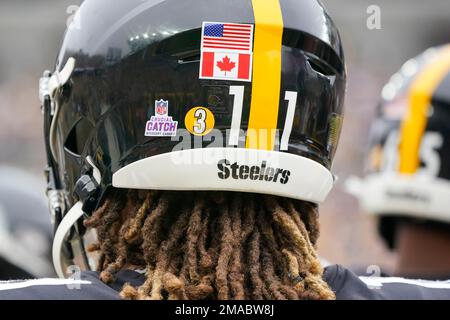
0,271,125,300
325,264,450,300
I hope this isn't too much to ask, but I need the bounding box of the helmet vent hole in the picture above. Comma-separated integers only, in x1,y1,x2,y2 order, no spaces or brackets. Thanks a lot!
177,53,201,64
307,57,335,77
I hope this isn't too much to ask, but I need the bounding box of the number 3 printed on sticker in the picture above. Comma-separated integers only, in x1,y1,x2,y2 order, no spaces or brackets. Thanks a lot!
185,107,215,137
194,109,207,135
228,86,297,150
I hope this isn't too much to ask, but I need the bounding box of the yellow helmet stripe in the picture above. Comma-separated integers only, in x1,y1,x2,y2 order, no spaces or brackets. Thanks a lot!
246,0,284,150
399,46,450,174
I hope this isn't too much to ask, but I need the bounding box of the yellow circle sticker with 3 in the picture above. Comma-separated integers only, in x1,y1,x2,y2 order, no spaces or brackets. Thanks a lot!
185,107,215,136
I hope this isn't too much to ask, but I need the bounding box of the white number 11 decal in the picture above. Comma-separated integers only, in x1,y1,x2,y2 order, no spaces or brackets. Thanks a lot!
229,86,245,146
228,86,298,150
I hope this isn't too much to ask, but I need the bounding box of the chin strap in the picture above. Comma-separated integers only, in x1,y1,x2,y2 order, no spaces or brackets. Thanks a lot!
52,202,85,278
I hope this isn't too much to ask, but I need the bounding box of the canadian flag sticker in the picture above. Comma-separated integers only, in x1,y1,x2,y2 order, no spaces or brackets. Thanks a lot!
200,22,254,82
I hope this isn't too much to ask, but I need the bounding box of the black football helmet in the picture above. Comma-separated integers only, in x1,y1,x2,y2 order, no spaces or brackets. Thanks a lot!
39,0,346,277
347,45,450,248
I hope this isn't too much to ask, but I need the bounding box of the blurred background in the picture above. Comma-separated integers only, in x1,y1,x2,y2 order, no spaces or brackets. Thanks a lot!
0,0,450,277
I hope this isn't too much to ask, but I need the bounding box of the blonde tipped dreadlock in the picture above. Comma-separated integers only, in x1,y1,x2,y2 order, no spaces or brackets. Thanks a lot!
84,189,335,300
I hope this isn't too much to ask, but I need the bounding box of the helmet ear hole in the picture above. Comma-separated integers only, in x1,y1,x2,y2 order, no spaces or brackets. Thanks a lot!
64,118,94,157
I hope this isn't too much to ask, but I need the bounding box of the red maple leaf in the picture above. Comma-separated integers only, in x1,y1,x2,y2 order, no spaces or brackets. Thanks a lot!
216,56,236,76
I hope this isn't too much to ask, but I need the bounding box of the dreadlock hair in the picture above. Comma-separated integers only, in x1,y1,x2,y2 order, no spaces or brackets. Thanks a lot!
84,189,335,300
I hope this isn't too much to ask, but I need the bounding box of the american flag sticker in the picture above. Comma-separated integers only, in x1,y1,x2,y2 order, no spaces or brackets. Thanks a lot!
199,22,254,82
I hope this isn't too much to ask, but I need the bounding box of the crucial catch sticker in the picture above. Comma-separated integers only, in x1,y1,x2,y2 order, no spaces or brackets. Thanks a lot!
145,99,178,137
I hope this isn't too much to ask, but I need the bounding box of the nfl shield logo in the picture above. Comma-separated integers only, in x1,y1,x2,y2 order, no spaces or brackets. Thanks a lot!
146,99,178,137
155,99,169,116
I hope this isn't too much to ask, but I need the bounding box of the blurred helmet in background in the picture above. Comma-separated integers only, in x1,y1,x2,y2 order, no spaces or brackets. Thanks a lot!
0,167,54,279
347,45,450,248
39,0,346,277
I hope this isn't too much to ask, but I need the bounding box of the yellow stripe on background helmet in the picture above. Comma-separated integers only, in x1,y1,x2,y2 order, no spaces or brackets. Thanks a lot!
399,45,450,174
